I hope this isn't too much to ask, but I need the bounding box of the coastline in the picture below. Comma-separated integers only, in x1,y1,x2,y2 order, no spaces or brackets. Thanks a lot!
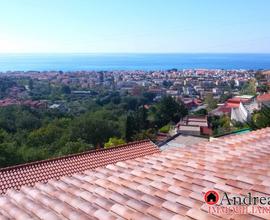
0,53,270,72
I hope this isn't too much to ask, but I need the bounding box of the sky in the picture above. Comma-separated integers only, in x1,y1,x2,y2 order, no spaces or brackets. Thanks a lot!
0,0,269,53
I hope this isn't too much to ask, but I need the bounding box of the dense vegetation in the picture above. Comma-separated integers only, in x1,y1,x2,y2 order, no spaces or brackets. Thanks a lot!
251,104,270,129
208,104,270,136
0,75,269,167
0,92,187,167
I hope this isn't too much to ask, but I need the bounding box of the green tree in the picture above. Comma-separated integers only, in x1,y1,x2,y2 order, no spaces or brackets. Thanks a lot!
18,145,49,164
27,123,64,149
205,93,218,111
123,96,139,110
220,115,231,130
59,139,92,155
193,108,208,116
125,106,149,141
15,110,41,131
137,106,148,130
0,78,16,98
131,129,156,141
143,92,156,103
154,96,187,127
0,129,9,143
28,79,34,90
251,105,270,129
0,142,21,167
240,79,256,95
125,113,137,141
0,106,41,133
257,84,269,93
70,115,120,147
61,85,71,94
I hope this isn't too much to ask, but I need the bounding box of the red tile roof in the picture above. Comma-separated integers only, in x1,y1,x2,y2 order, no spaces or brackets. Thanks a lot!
225,97,250,108
212,105,231,115
257,93,270,102
0,140,159,194
0,128,270,219
225,102,240,108
227,97,250,104
214,97,252,114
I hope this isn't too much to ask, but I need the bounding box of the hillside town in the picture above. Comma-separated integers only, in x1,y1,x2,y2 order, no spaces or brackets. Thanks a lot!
0,69,269,140
1,69,263,97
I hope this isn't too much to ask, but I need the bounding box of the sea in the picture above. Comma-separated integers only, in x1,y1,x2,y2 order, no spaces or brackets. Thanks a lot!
0,53,270,72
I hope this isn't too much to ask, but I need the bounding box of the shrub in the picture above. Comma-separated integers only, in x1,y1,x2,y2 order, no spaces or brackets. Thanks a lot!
159,124,171,133
104,137,125,149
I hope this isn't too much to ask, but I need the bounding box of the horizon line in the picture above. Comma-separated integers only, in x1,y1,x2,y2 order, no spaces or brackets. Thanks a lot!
0,52,270,55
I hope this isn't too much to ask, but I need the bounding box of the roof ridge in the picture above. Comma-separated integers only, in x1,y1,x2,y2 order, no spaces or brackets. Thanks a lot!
0,139,151,172
0,139,160,194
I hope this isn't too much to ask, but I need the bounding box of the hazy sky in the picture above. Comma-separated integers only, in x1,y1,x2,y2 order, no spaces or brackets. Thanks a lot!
0,0,269,53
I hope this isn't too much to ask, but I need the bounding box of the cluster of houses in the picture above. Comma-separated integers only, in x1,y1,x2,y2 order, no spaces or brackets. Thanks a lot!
158,93,270,145
176,115,212,136
0,98,47,108
211,93,270,123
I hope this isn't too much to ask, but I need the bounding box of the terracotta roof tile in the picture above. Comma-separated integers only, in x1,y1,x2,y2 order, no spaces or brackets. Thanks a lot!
147,206,180,219
0,128,270,219
0,140,159,194
110,203,136,219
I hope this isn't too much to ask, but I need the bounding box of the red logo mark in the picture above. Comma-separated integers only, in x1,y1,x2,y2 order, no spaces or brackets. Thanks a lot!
204,190,219,205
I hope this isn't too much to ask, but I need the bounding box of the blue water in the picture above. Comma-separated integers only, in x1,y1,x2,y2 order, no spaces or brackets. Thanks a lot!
0,53,269,71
